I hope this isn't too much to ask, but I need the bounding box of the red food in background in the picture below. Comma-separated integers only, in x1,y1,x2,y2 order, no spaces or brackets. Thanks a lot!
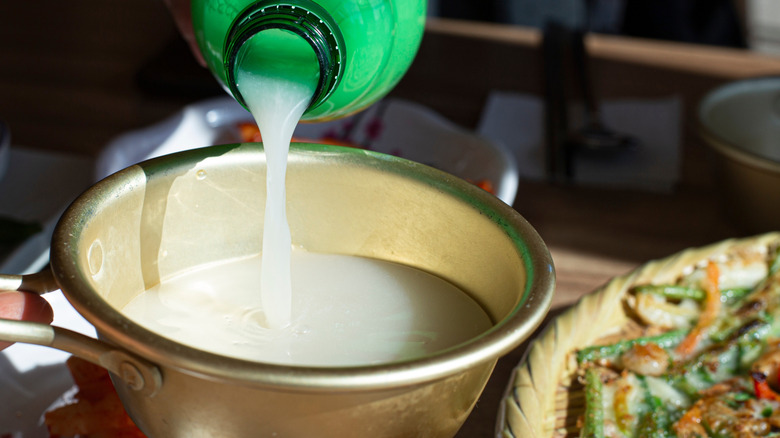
45,357,146,438
236,122,497,196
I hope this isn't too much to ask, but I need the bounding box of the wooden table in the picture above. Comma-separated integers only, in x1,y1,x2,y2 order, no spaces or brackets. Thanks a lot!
2,2,780,437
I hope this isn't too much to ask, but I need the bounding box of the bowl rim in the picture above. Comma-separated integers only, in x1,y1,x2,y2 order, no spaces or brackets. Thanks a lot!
50,142,555,392
698,76,780,174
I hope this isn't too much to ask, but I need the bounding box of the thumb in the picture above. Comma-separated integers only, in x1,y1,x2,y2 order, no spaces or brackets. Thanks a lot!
0,292,54,350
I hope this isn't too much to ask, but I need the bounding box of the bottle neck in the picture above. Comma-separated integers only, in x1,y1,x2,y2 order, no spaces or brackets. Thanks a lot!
225,0,345,111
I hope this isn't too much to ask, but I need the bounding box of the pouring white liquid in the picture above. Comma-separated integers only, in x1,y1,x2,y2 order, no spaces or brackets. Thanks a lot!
121,29,494,366
122,250,492,366
237,66,313,329
234,29,320,329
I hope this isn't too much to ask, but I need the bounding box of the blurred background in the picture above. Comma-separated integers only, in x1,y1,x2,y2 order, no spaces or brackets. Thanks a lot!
1,0,778,158
2,0,780,240
432,0,767,51
3,0,780,256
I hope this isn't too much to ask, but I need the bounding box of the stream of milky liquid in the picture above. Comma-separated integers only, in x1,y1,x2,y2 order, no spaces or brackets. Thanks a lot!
235,61,316,329
121,36,496,365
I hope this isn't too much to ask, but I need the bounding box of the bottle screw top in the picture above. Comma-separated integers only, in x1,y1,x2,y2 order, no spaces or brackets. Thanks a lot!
225,0,346,111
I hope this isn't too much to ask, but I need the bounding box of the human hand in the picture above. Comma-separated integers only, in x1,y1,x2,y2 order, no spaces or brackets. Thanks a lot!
0,292,54,351
163,0,207,67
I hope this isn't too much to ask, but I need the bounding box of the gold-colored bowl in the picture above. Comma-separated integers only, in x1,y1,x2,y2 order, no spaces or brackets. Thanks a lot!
698,77,780,233
0,143,554,438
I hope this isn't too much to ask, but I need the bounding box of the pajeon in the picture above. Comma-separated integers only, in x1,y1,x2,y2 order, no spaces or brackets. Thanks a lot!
501,233,780,438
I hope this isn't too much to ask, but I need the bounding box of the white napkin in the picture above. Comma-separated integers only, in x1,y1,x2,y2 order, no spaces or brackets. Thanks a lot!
477,91,682,192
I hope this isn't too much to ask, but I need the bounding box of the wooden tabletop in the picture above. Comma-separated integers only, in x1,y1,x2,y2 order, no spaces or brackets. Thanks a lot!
2,2,780,437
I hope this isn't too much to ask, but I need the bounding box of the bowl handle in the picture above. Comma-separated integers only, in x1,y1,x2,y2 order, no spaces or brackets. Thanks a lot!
0,271,162,397
0,270,60,295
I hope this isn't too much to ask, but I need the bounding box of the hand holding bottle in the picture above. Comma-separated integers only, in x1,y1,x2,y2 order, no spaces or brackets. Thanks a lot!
0,292,53,350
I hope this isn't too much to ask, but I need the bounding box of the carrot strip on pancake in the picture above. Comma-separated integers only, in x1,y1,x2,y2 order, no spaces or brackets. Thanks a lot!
675,261,721,358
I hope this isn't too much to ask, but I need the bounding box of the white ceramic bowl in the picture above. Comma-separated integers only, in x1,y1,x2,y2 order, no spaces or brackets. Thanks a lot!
96,97,519,205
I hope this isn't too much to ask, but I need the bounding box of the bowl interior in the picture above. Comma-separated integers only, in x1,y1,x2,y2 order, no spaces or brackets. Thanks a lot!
51,142,553,388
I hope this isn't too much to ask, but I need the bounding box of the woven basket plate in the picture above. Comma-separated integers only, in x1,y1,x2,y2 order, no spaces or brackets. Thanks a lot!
497,232,780,437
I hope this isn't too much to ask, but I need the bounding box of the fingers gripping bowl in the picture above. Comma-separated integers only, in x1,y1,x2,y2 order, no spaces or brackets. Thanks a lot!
0,143,554,438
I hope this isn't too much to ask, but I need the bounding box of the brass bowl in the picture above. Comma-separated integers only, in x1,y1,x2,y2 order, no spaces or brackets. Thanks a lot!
698,77,780,233
0,143,555,437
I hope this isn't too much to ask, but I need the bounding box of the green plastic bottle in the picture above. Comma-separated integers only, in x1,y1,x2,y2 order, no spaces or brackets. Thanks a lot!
191,0,427,122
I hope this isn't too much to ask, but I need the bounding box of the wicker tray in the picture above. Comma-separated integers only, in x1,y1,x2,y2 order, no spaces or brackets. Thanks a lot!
497,232,780,437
